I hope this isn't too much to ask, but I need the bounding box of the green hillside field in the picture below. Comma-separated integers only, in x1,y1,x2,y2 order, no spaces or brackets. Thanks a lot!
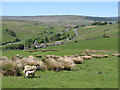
1,16,118,88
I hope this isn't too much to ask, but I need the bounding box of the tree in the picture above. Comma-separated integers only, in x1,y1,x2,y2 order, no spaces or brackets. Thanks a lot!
44,36,49,42
104,21,107,25
25,39,34,48
3,44,24,50
15,38,21,42
109,22,112,25
75,40,78,43
35,23,38,25
74,25,79,29
81,25,85,27
43,31,46,33
50,31,54,35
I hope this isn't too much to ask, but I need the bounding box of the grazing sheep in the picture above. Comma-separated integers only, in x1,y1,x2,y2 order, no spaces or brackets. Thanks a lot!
101,55,108,58
28,56,35,60
91,54,108,58
23,64,40,74
112,54,120,57
82,49,109,54
81,56,92,60
73,56,84,64
24,69,36,78
46,55,51,58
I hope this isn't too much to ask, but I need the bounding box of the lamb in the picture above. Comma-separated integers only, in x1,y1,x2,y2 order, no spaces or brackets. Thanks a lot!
24,69,36,78
23,64,40,74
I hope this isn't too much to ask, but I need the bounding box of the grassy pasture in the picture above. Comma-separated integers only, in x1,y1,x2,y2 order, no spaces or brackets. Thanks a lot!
2,20,65,42
2,36,118,88
1,20,118,88
2,37,118,58
75,24,118,41
2,56,118,88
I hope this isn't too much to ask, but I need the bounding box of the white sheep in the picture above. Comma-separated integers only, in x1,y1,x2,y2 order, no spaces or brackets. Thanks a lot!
81,56,92,60
23,64,40,74
91,54,108,58
112,54,120,57
24,69,36,78
73,56,84,64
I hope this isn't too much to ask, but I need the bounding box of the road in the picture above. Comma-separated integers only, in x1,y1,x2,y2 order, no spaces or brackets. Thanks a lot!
73,29,79,37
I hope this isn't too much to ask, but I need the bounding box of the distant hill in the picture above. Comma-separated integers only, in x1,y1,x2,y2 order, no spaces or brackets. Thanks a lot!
84,16,118,21
2,15,117,26
2,15,118,45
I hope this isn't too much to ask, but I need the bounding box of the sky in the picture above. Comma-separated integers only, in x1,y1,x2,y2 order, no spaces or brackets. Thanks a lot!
2,2,118,17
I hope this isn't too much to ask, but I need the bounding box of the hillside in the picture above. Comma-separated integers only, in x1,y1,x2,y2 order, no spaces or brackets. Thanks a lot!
2,20,65,43
2,15,117,26
2,23,118,57
2,15,117,21
2,15,117,44
2,16,118,88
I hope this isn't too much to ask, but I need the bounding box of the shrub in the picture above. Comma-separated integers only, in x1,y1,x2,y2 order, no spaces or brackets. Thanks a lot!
75,41,78,43
3,44,24,50
0,59,22,76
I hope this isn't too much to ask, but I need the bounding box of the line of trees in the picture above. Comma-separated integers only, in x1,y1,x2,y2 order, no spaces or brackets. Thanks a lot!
3,43,24,50
3,28,17,37
2,38,21,45
91,21,108,25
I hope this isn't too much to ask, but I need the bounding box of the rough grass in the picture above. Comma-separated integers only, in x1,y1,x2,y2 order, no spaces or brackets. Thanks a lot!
2,56,118,88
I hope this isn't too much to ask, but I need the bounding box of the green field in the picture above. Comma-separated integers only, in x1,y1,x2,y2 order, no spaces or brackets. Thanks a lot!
2,37,118,88
1,16,118,88
2,54,118,88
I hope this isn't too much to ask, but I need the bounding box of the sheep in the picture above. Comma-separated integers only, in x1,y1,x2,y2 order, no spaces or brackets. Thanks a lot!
91,54,108,58
73,56,84,64
45,55,55,58
28,56,35,60
82,49,109,54
24,69,36,78
46,55,51,58
23,64,40,74
81,56,92,60
112,54,120,57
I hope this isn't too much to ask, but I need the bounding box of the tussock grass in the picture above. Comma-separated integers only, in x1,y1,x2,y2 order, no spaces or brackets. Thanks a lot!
0,55,46,76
